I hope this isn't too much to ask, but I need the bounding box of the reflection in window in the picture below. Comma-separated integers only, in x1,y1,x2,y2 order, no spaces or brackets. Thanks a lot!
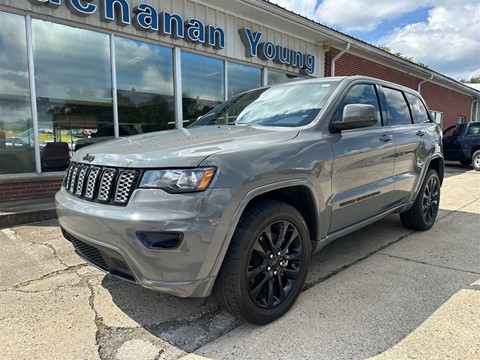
181,52,224,124
267,70,304,85
334,84,381,126
0,12,35,174
32,19,113,160
115,37,175,132
383,87,412,126
236,82,336,127
406,93,431,124
227,62,261,98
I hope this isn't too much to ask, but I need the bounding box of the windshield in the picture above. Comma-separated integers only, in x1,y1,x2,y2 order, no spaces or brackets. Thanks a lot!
190,80,337,127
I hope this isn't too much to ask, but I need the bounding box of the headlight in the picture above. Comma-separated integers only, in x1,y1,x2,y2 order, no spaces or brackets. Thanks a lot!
139,168,216,193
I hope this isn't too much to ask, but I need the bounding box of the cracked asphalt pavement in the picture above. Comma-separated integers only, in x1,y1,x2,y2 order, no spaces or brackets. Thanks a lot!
1,164,479,360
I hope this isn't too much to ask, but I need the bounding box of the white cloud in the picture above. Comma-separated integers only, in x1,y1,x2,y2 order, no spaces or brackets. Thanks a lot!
313,0,431,32
269,0,318,20
269,0,480,80
379,2,480,80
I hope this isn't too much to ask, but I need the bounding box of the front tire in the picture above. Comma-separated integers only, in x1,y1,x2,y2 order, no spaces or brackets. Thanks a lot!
214,199,311,325
400,169,440,230
472,150,480,171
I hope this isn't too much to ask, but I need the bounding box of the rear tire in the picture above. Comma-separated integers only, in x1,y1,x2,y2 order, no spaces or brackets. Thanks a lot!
214,199,311,325
400,169,440,231
472,150,480,171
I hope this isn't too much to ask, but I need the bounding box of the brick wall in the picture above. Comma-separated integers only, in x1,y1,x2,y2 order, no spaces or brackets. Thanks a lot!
325,48,472,129
0,179,63,202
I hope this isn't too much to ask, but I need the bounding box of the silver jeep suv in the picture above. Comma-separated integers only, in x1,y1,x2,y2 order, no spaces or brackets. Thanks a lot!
56,76,444,324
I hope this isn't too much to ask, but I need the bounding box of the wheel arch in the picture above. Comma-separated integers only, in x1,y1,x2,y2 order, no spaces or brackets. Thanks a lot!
207,180,321,290
427,155,445,186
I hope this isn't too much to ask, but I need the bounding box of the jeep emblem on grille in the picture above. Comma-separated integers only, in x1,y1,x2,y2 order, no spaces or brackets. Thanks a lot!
83,154,95,163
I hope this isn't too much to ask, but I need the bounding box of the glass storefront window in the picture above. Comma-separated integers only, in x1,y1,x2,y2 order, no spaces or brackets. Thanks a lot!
227,62,261,98
181,51,224,125
268,70,304,85
32,19,113,162
115,37,175,134
0,12,35,174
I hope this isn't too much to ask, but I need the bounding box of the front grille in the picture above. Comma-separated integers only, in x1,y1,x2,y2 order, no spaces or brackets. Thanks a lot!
63,162,140,206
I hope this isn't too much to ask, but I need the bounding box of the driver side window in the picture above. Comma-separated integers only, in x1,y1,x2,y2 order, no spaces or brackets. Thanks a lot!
334,84,382,126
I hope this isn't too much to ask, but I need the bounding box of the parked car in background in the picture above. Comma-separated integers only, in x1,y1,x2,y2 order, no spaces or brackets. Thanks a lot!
74,123,146,151
443,122,480,171
57,76,444,325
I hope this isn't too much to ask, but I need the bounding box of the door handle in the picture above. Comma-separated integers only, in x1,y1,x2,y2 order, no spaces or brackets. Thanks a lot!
379,134,393,142
416,130,425,136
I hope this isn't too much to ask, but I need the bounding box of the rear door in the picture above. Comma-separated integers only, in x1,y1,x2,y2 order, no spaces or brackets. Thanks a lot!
381,87,433,202
329,82,396,232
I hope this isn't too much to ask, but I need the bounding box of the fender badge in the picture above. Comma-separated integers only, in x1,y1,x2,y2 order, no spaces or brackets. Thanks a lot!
83,154,95,163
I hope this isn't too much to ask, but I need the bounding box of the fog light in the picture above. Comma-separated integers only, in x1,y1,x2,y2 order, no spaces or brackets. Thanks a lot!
136,232,183,249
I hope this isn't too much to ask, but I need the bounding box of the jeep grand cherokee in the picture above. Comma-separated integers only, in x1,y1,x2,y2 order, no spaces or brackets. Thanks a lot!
56,76,444,324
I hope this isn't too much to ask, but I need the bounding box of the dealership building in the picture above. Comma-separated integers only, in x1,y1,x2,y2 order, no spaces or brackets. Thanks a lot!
1,0,479,203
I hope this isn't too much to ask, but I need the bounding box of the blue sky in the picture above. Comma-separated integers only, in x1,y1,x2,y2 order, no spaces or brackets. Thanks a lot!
270,0,480,80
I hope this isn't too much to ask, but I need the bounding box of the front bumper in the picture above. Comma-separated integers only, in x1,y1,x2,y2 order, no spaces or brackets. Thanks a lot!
56,186,231,298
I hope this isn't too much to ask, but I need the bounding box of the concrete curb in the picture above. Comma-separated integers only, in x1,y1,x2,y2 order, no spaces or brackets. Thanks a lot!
0,208,57,229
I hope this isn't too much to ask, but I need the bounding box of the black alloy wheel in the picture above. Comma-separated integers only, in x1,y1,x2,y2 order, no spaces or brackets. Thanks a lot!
247,219,304,309
214,199,311,325
422,173,440,225
400,168,440,230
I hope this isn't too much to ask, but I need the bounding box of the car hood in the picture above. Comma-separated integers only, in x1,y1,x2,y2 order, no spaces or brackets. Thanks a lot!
72,125,299,167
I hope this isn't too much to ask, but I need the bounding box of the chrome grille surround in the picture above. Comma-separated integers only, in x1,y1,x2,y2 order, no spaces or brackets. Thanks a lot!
63,162,140,206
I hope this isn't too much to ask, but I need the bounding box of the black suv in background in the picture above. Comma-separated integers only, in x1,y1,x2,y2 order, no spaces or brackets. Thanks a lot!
443,122,480,170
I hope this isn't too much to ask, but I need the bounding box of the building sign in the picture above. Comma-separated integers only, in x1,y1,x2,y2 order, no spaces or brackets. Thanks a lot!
239,28,315,75
30,0,315,74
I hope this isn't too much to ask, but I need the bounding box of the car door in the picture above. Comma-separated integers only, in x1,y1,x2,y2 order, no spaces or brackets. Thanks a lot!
329,83,396,233
382,87,433,202
442,124,466,161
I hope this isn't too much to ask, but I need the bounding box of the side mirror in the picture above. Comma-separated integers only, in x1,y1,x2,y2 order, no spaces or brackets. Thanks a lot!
331,104,378,131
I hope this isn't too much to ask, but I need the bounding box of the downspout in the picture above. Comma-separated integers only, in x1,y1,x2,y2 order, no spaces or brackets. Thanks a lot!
418,74,433,93
472,98,479,122
331,42,350,77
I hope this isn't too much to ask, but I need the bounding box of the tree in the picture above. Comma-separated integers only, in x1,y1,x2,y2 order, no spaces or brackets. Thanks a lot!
460,76,480,84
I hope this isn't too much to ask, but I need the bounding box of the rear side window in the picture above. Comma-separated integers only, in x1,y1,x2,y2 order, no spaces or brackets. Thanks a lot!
333,84,382,126
383,87,412,126
406,93,431,124
443,126,456,137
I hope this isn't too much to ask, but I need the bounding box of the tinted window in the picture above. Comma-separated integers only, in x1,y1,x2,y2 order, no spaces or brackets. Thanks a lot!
0,12,35,174
115,37,174,133
467,123,480,135
383,87,412,126
228,62,261,98
406,93,430,124
181,52,224,124
443,126,456,137
268,70,304,85
32,19,113,156
334,84,381,126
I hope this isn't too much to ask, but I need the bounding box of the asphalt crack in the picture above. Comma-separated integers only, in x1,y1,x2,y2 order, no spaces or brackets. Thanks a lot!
86,279,104,359
5,264,88,292
376,252,480,276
